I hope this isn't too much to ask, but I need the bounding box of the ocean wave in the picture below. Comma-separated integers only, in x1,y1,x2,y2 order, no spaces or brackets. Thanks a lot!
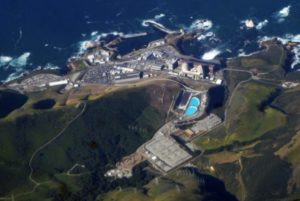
274,5,291,23
154,13,165,20
78,30,149,54
241,19,255,29
291,48,300,69
256,19,269,30
9,52,31,69
240,19,268,30
78,31,124,54
2,72,25,83
260,34,300,44
0,52,30,69
91,31,98,36
0,56,13,67
43,63,60,70
0,52,31,83
202,49,221,60
91,31,124,41
78,41,92,54
1,61,60,83
142,13,166,26
142,16,213,34
196,31,215,41
189,19,213,31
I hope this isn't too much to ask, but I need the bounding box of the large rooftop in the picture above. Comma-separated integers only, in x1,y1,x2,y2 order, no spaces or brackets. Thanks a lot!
144,132,192,172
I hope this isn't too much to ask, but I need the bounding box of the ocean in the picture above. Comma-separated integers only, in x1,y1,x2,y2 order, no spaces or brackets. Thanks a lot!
0,0,300,82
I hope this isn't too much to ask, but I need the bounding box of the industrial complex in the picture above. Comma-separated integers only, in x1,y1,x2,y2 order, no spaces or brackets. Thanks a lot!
6,35,223,93
143,132,192,172
4,22,225,179
105,86,222,178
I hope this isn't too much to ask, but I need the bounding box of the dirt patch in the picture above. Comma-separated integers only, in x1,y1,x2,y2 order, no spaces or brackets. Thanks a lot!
145,81,180,113
208,151,241,164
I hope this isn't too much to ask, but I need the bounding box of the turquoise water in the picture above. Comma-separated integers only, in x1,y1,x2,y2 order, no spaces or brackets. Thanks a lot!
185,106,198,116
185,97,201,116
189,97,201,107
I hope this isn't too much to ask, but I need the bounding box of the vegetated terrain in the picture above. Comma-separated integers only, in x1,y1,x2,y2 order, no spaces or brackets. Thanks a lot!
87,43,298,201
99,168,238,201
225,81,286,143
195,81,287,150
227,43,287,74
0,106,79,196
1,43,300,201
0,82,181,200
193,44,300,201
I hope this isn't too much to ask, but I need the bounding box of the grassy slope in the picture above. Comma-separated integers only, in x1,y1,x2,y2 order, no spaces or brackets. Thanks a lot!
99,169,237,201
196,44,287,150
274,86,300,115
196,82,286,150
193,85,300,201
274,87,300,198
193,44,300,201
225,82,286,143
0,107,78,196
227,44,286,73
277,131,300,183
0,83,180,200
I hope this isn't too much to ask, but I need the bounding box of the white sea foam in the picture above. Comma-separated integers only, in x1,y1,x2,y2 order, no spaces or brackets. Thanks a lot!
241,19,255,29
80,30,147,54
3,72,24,83
0,53,31,82
256,19,269,30
91,31,98,36
142,13,166,27
0,56,13,67
189,19,213,31
197,31,215,41
202,49,221,60
116,12,122,17
154,13,165,20
240,19,267,30
78,41,90,54
43,63,60,70
9,52,31,68
78,31,126,54
277,5,291,18
291,48,300,69
275,5,291,22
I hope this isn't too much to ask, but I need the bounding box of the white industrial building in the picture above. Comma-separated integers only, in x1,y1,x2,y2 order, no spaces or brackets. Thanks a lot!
179,62,204,80
48,79,69,87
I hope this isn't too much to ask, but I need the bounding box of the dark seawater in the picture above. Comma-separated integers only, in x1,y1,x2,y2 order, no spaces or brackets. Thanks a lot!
0,0,300,81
